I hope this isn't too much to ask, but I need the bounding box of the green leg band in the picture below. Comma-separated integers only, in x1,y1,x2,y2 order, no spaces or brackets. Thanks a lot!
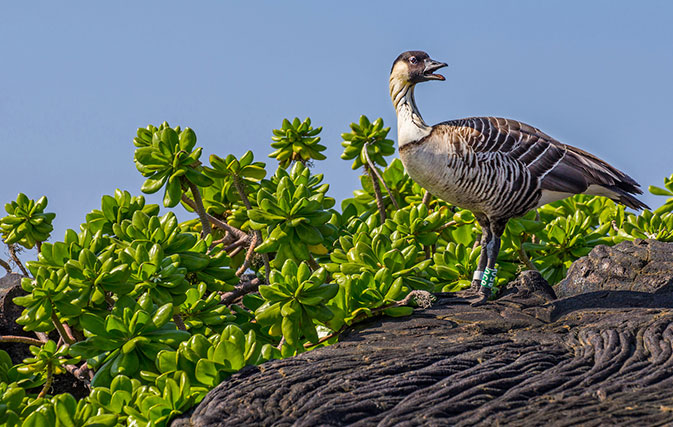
480,267,497,289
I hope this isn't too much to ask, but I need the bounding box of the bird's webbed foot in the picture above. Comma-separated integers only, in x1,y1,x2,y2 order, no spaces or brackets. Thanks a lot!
455,271,483,296
463,267,497,306
469,285,492,307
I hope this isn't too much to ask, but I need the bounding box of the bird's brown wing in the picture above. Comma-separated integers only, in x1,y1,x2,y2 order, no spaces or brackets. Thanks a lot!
436,117,647,209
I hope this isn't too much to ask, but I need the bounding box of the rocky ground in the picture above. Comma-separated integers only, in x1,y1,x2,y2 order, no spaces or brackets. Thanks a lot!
173,239,673,426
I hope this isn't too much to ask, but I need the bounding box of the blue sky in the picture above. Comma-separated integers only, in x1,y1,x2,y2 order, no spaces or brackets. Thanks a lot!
1,1,672,262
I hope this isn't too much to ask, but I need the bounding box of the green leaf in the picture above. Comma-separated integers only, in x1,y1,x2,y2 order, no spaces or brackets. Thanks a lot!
152,303,173,328
259,285,291,301
185,168,214,188
219,341,245,371
281,259,298,279
164,177,183,208
111,350,140,376
254,302,282,327
301,311,319,344
142,173,169,194
298,283,338,304
22,411,52,427
179,128,197,151
241,165,266,180
649,185,673,196
384,306,414,317
281,314,299,346
195,359,220,386
161,127,179,149
80,312,107,336
156,350,178,373
248,209,285,223
295,223,323,245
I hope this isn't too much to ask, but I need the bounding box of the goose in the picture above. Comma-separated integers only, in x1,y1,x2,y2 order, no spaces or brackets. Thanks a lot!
389,50,648,305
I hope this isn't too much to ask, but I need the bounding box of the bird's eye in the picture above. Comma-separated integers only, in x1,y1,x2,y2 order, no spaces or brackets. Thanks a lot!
409,57,417,64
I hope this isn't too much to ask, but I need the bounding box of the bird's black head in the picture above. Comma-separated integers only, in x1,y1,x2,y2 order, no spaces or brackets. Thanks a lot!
390,51,447,84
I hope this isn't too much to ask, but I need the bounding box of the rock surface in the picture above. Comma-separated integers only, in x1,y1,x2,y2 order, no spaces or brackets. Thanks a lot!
174,241,673,426
555,239,673,298
0,273,28,363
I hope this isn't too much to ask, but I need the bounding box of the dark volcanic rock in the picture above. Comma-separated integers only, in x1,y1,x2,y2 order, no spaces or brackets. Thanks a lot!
0,273,90,399
0,273,29,363
0,273,25,334
174,240,673,427
556,239,673,298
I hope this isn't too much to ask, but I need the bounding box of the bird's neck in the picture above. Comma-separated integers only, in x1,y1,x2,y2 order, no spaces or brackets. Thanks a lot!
389,80,431,148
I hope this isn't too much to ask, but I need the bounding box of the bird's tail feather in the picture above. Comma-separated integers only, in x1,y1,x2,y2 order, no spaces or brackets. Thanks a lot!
584,184,650,210
541,147,649,211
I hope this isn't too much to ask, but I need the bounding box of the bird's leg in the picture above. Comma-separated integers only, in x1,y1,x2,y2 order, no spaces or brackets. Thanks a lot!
471,231,491,291
471,215,492,292
481,236,501,292
471,220,505,307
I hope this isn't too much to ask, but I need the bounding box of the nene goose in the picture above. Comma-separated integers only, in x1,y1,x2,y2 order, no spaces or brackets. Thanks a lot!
389,50,648,305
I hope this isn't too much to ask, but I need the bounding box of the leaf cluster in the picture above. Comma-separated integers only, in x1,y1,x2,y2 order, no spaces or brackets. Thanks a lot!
249,163,336,267
255,260,337,346
134,123,212,207
341,115,395,170
0,194,55,249
269,117,325,168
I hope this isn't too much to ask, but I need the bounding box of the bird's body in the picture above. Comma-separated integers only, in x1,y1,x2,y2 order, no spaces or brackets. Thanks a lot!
389,51,648,303
398,116,647,220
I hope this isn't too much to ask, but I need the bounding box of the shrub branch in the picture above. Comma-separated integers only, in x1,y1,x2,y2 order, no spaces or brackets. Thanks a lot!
173,314,187,331
221,277,261,305
365,164,386,223
0,258,11,275
236,233,259,277
232,175,270,281
0,335,45,346
51,312,75,346
37,363,53,399
185,180,211,236
517,234,538,271
422,190,432,207
181,195,247,241
363,142,399,212
7,244,29,277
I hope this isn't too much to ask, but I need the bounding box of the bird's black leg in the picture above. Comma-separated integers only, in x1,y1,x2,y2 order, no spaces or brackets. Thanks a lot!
471,214,492,292
471,219,506,307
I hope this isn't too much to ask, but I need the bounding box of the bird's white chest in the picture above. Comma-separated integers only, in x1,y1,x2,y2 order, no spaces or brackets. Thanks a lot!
400,140,453,194
397,107,431,147
400,139,486,211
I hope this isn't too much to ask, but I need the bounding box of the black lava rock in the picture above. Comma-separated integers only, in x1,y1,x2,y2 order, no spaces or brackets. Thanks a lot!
555,239,673,298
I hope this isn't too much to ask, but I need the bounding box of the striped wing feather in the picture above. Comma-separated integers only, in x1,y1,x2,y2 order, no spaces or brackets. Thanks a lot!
436,117,648,210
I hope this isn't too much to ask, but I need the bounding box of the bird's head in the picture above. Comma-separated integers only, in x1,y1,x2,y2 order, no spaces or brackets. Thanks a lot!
390,51,447,86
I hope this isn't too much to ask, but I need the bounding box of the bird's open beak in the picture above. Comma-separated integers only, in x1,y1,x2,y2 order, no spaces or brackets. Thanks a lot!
423,59,447,81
